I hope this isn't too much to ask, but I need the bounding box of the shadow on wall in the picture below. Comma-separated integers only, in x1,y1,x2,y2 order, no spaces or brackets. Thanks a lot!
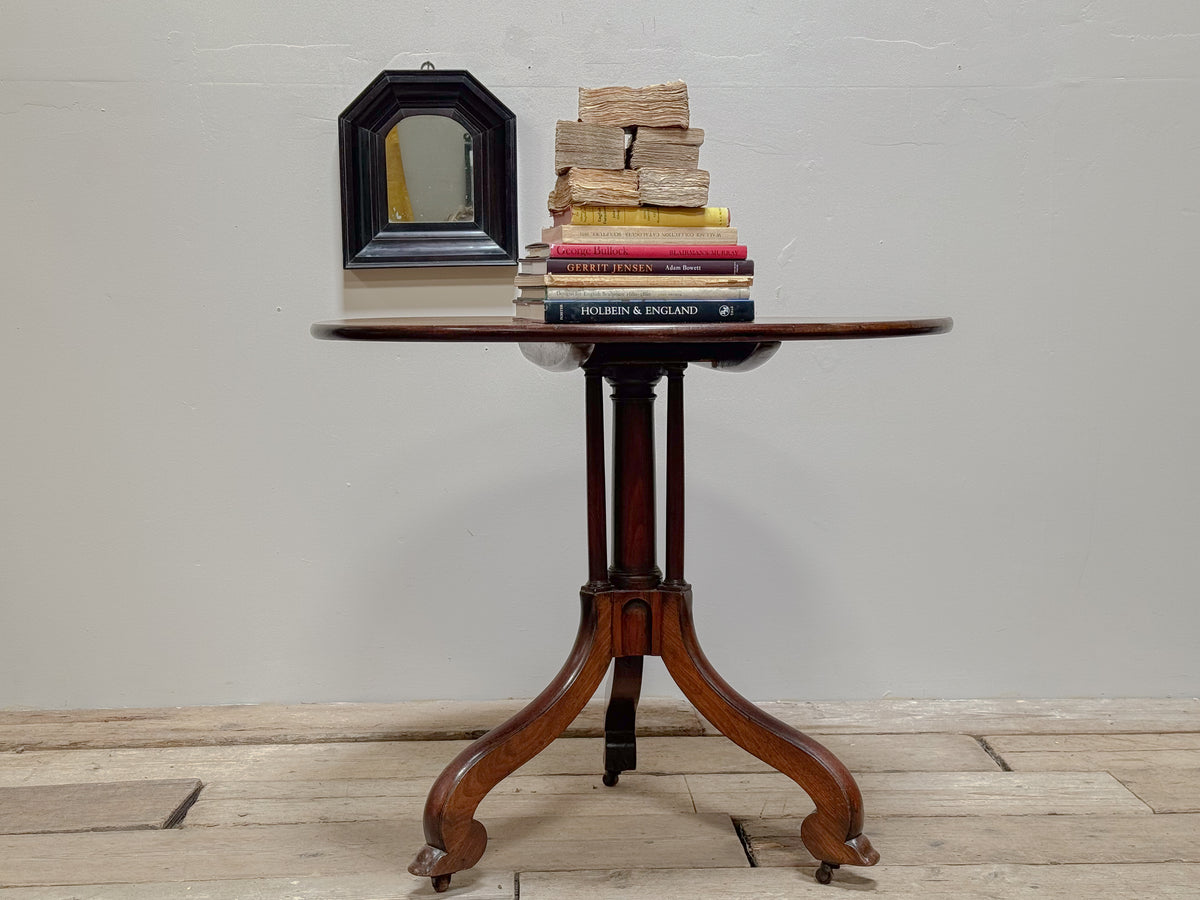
342,268,515,315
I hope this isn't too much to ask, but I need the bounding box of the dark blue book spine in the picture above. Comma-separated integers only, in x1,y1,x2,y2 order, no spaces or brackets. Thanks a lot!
543,300,754,324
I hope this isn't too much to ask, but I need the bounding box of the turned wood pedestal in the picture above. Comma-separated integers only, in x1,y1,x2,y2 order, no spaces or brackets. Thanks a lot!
311,317,952,891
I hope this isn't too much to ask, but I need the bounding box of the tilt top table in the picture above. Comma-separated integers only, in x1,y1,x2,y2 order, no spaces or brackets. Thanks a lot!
311,316,953,891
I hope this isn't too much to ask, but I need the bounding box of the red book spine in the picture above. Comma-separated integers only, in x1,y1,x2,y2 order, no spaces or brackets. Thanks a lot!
549,243,749,259
546,258,755,275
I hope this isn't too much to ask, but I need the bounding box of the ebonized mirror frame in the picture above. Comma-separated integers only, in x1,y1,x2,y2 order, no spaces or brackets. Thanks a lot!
339,70,518,268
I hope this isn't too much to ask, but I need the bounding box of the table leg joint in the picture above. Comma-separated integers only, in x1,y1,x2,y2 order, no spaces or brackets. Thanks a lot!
584,584,690,657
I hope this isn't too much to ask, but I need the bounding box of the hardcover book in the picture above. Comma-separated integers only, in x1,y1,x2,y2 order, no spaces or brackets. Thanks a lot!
517,256,548,275
545,286,750,301
553,120,626,174
637,167,710,207
634,126,705,146
629,142,700,170
549,243,749,259
578,81,690,128
548,168,640,212
550,206,730,227
542,225,738,245
534,299,754,324
544,273,751,288
546,257,753,275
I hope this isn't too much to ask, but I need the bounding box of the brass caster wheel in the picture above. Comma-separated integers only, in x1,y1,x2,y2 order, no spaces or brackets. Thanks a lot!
431,873,452,893
815,862,839,885
602,769,620,787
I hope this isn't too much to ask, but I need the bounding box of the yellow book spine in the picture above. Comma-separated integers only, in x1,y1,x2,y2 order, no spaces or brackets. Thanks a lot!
564,206,730,227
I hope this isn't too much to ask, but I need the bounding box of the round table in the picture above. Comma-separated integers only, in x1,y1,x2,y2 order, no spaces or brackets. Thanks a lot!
312,316,953,891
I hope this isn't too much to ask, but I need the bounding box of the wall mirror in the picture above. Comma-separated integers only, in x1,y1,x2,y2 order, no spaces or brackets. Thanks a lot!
339,69,518,268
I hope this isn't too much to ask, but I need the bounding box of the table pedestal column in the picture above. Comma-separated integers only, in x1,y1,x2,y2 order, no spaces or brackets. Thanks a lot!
409,361,878,892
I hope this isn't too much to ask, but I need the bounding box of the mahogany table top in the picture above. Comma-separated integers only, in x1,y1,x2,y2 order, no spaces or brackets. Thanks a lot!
310,316,953,344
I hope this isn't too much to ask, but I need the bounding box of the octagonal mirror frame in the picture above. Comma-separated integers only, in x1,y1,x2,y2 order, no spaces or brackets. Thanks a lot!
339,70,518,268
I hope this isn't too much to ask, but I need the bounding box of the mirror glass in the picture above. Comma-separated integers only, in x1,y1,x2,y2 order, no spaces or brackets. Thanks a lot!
385,116,475,223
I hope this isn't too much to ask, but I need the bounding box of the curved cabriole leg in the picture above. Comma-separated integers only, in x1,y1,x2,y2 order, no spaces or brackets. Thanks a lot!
658,591,879,869
409,596,613,884
602,655,643,785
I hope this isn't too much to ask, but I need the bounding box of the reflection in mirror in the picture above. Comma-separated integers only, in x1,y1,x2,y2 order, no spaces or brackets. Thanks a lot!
385,116,475,223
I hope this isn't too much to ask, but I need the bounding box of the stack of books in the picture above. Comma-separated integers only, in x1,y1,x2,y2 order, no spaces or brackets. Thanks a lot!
514,81,754,324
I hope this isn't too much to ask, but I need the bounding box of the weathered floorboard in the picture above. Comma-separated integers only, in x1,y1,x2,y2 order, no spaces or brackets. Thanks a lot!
517,864,1200,898
984,733,1200,813
185,773,693,826
992,747,1200,772
0,780,202,835
0,741,464,788
0,814,747,887
0,871,513,899
0,732,997,790
619,733,998,774
725,698,1200,735
6,698,1198,752
739,813,1200,866
1106,766,1200,814
986,732,1200,754
688,770,1152,817
0,699,704,751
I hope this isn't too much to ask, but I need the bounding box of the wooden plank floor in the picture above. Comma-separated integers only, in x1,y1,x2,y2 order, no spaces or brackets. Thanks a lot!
0,699,1197,898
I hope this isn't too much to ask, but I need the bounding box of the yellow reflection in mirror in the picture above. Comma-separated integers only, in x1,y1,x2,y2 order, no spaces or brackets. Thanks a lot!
384,127,414,222
385,116,474,223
